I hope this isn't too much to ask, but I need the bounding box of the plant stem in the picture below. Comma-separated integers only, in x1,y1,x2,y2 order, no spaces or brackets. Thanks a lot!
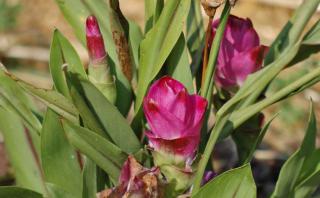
200,2,231,100
201,17,213,87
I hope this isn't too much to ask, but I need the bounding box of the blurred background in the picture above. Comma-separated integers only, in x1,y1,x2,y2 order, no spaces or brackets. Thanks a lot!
0,0,319,196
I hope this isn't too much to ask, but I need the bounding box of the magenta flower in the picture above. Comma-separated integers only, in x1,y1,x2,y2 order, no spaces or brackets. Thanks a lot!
211,15,269,89
143,76,207,160
86,15,106,64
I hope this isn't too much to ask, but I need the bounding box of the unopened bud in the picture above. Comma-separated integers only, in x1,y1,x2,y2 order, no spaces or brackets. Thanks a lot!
86,15,107,63
86,15,116,104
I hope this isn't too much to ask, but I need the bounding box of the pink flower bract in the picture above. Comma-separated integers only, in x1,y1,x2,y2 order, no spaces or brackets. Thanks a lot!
212,15,269,89
86,15,107,63
143,76,207,159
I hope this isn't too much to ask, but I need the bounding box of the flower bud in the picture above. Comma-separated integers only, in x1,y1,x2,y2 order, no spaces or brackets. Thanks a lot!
211,15,269,90
86,15,116,104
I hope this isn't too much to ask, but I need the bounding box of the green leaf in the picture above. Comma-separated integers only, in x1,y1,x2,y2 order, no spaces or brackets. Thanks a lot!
264,0,320,65
0,107,46,195
55,29,87,78
295,149,320,198
302,19,320,45
289,19,320,66
14,76,78,122
128,20,143,70
193,164,256,198
135,0,191,112
46,183,77,198
144,0,164,33
167,34,194,93
41,109,82,197
49,30,71,98
76,76,141,153
271,104,319,197
186,0,204,74
0,69,42,134
62,120,125,183
69,85,108,139
55,0,90,44
82,159,97,198
0,187,43,198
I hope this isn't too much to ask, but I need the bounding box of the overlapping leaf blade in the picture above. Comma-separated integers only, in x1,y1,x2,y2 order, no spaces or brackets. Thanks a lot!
0,108,46,195
62,120,127,183
41,109,82,197
0,187,43,198
193,164,256,198
135,0,191,111
167,34,194,93
271,104,319,197
75,75,141,153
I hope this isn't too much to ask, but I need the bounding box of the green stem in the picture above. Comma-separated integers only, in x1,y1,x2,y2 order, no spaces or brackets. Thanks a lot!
230,67,320,128
200,2,231,99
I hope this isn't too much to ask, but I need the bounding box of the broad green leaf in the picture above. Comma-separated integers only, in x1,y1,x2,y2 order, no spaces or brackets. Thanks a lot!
49,30,71,98
265,0,320,65
271,104,318,198
41,109,82,197
135,0,191,112
77,76,141,153
82,158,97,198
144,0,164,33
55,29,87,78
167,34,194,93
0,107,46,195
46,183,77,198
193,164,256,198
55,0,89,44
62,120,124,183
0,187,43,198
186,0,204,74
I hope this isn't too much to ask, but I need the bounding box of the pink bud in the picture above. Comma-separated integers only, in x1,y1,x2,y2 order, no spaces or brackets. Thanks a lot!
143,76,207,160
211,15,269,89
86,15,106,63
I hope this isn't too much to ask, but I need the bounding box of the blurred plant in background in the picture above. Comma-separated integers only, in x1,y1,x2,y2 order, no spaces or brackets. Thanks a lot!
0,0,20,31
